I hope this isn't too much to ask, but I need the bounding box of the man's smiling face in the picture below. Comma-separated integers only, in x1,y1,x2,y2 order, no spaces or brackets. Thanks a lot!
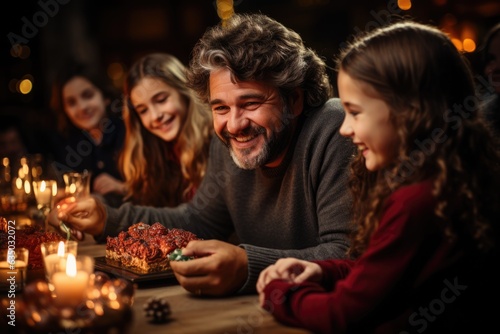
209,68,295,169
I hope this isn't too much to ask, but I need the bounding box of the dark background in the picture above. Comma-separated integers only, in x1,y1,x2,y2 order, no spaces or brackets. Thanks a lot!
1,0,500,153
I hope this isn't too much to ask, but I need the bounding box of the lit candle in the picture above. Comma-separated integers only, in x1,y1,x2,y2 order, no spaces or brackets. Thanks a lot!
23,179,31,195
0,261,10,281
42,241,66,281
0,254,27,292
52,254,90,307
34,180,52,207
41,240,78,284
12,177,24,197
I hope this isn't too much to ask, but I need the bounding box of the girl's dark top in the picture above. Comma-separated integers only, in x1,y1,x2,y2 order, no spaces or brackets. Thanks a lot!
49,115,125,205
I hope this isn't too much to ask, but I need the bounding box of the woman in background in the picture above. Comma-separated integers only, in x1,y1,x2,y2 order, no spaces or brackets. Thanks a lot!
120,53,212,207
50,62,125,207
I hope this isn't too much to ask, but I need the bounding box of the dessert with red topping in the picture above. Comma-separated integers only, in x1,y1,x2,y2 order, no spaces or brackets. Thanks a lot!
0,218,65,270
105,222,198,273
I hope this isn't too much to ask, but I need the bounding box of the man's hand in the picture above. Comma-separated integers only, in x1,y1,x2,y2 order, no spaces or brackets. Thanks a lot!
169,240,249,296
50,196,107,238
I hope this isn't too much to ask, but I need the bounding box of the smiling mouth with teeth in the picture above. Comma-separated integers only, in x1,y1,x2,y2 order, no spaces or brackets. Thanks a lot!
233,135,257,143
156,116,175,129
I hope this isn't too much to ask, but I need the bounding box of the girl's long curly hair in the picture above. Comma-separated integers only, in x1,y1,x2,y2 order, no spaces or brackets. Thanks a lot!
120,53,212,207
338,21,500,258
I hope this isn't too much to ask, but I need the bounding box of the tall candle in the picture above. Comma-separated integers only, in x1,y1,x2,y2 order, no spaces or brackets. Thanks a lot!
52,254,89,307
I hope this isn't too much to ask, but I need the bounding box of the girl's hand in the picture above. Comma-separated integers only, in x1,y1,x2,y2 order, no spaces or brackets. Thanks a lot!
93,173,127,195
257,258,322,306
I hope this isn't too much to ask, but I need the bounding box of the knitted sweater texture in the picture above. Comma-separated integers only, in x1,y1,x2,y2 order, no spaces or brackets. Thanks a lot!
100,98,355,293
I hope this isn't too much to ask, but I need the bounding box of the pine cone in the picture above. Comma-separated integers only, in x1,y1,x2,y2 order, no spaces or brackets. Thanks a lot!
143,297,171,323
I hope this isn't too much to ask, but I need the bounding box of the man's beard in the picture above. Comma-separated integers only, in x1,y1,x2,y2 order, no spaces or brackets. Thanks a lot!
220,105,295,170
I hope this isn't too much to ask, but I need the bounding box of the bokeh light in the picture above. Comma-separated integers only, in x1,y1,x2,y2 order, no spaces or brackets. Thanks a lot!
463,38,476,52
398,0,412,10
18,79,33,95
107,62,125,81
451,38,463,51
217,0,234,22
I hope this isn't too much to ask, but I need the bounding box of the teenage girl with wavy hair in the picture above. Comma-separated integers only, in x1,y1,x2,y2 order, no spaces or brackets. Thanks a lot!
258,21,500,333
120,53,212,207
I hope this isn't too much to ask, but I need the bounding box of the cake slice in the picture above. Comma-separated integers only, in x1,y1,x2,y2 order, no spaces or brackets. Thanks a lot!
0,221,65,270
106,222,198,273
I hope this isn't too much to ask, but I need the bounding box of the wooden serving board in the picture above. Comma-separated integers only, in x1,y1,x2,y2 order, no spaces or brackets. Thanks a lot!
94,256,176,283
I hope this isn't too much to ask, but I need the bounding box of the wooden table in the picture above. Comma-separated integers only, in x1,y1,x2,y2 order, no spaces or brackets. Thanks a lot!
77,239,311,334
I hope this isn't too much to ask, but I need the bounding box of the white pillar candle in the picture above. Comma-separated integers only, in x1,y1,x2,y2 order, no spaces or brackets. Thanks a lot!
43,241,66,280
34,180,52,206
52,254,89,307
41,241,78,285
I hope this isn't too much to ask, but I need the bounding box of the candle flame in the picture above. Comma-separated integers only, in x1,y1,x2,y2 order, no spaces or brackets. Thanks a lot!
18,167,25,178
15,178,22,190
66,253,77,277
57,241,65,256
22,163,29,175
24,180,31,194
40,181,46,192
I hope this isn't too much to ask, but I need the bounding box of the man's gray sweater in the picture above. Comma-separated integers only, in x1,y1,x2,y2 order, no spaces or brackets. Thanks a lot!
100,98,355,293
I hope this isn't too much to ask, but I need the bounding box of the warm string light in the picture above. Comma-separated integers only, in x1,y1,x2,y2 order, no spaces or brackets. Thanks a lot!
12,158,32,196
460,22,477,52
397,0,412,11
394,2,477,53
216,0,234,26
441,17,477,53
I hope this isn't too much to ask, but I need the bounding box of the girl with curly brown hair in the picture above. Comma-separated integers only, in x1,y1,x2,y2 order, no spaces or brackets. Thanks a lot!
258,20,500,333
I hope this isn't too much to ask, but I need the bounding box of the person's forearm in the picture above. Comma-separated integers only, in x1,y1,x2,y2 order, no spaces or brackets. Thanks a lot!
98,201,233,243
239,241,349,294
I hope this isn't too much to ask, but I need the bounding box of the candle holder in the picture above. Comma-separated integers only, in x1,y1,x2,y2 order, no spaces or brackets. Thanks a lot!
3,272,135,332
33,179,56,230
40,240,78,289
11,156,31,196
57,171,91,235
50,254,94,308
63,170,91,199
0,247,29,292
